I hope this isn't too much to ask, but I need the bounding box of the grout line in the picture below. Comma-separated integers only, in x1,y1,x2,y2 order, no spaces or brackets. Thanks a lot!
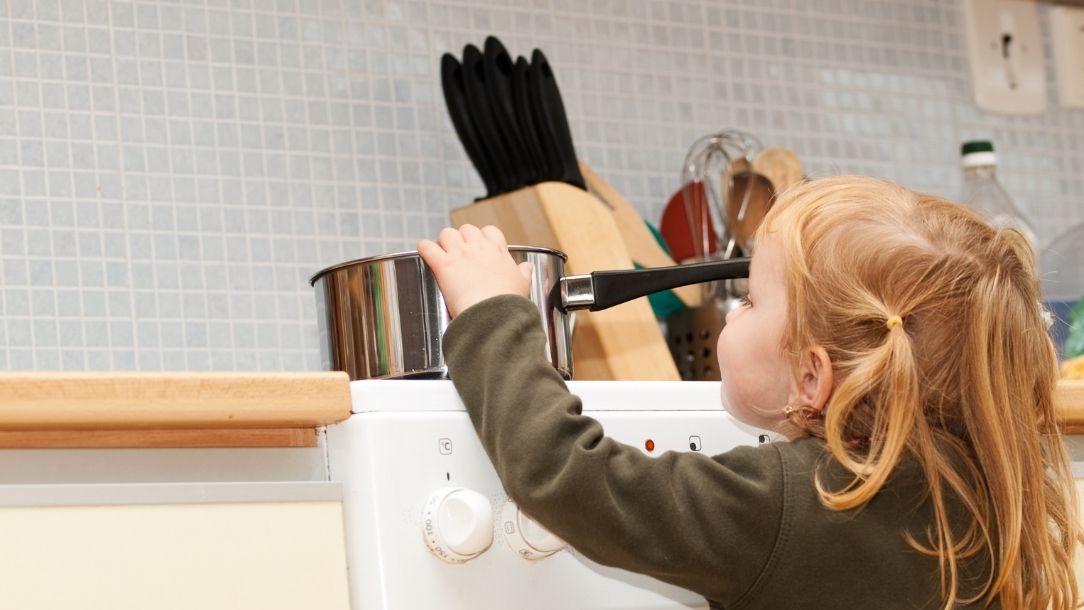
103,0,142,371
3,0,29,370
30,2,64,371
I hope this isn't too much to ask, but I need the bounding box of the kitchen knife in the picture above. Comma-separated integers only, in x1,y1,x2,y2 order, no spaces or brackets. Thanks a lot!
512,56,554,184
461,44,518,196
440,53,498,198
483,37,538,188
529,49,587,190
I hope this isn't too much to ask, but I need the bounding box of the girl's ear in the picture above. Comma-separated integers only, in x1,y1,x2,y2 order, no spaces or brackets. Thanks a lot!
789,346,834,413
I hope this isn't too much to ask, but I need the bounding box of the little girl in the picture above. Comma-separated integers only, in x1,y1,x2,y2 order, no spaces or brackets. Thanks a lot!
418,176,1080,610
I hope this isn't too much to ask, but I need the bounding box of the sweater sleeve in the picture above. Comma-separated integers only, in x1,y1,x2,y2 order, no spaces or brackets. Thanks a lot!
443,295,788,607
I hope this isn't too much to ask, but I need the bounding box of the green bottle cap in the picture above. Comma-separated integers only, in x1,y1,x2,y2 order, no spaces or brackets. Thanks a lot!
961,140,994,156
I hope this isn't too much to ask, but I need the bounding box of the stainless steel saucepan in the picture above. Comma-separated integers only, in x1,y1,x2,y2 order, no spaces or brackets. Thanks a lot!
310,247,749,380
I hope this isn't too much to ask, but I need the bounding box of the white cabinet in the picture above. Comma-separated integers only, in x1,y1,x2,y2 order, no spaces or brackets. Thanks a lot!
0,485,350,610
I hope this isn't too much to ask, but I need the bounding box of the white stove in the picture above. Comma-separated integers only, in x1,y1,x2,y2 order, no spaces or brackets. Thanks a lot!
326,380,771,610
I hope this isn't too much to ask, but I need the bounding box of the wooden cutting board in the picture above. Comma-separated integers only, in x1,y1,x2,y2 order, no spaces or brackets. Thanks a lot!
577,161,701,307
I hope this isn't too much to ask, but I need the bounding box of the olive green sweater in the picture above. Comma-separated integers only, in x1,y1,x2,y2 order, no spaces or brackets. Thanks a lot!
444,295,996,610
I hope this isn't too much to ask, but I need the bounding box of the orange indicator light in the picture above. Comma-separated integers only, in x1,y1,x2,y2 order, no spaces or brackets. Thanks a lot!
645,439,655,452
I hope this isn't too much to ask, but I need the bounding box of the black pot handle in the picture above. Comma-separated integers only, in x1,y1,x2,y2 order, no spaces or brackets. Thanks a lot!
560,258,750,312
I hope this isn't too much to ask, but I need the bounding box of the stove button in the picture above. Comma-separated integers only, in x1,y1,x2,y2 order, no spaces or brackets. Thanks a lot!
501,501,566,560
422,487,494,563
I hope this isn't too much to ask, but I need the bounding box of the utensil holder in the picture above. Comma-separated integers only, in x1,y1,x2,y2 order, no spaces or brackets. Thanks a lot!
664,283,747,381
665,300,727,381
449,181,680,381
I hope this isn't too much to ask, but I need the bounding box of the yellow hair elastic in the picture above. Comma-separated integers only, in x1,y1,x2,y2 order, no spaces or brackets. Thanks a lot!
886,315,903,331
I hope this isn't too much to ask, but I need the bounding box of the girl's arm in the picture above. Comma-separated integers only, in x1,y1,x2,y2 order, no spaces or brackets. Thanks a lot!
443,293,787,606
421,225,789,606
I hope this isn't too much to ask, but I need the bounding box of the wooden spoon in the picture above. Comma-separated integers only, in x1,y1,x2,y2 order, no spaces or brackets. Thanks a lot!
724,163,774,255
752,147,803,197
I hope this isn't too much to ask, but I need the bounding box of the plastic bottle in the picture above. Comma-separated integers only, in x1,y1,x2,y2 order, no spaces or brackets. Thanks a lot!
1040,222,1084,359
959,140,1038,248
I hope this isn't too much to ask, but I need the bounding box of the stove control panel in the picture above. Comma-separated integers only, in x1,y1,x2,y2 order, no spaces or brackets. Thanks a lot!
422,487,493,563
501,500,566,560
328,380,770,610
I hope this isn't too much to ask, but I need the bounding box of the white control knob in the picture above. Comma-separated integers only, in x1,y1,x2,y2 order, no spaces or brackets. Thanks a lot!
422,487,494,563
501,501,566,560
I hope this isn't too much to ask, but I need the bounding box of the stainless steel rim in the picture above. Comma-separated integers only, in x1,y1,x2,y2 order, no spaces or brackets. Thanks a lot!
309,244,567,285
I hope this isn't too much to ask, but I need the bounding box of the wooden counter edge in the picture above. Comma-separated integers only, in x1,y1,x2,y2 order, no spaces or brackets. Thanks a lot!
1056,379,1084,431
0,371,353,430
0,427,319,448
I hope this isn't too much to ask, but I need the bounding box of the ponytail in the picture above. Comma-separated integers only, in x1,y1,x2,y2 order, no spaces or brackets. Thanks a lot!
819,310,918,500
818,308,990,604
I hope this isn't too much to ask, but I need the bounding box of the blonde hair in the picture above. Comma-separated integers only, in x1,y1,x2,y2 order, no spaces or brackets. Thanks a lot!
759,176,1080,609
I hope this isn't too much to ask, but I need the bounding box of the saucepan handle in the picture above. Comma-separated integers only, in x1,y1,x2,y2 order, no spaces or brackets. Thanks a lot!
560,258,750,312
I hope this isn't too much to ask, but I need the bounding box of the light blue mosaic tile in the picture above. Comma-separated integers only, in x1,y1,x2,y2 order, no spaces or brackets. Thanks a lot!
1,0,1081,371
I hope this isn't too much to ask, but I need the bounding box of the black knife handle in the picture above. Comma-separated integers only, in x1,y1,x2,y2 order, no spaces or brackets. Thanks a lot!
531,50,586,191
483,37,537,187
526,56,562,186
512,56,551,184
588,258,750,312
440,54,498,198
462,44,517,196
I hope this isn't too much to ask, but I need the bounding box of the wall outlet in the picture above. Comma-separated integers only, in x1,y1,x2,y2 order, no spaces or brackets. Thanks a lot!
1051,6,1084,109
962,0,1046,115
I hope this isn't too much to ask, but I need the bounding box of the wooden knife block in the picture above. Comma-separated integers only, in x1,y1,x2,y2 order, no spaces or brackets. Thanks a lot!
450,182,680,381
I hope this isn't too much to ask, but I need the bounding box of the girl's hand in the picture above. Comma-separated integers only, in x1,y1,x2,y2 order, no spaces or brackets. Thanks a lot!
418,224,534,318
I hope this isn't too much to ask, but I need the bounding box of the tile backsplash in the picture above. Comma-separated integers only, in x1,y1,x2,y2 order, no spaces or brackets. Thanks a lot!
1,0,1081,371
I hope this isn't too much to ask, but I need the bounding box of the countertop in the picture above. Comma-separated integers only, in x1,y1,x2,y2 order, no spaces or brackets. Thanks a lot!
0,373,1080,446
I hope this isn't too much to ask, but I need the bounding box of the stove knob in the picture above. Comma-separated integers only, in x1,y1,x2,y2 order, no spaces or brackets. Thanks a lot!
422,487,494,563
501,501,566,560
